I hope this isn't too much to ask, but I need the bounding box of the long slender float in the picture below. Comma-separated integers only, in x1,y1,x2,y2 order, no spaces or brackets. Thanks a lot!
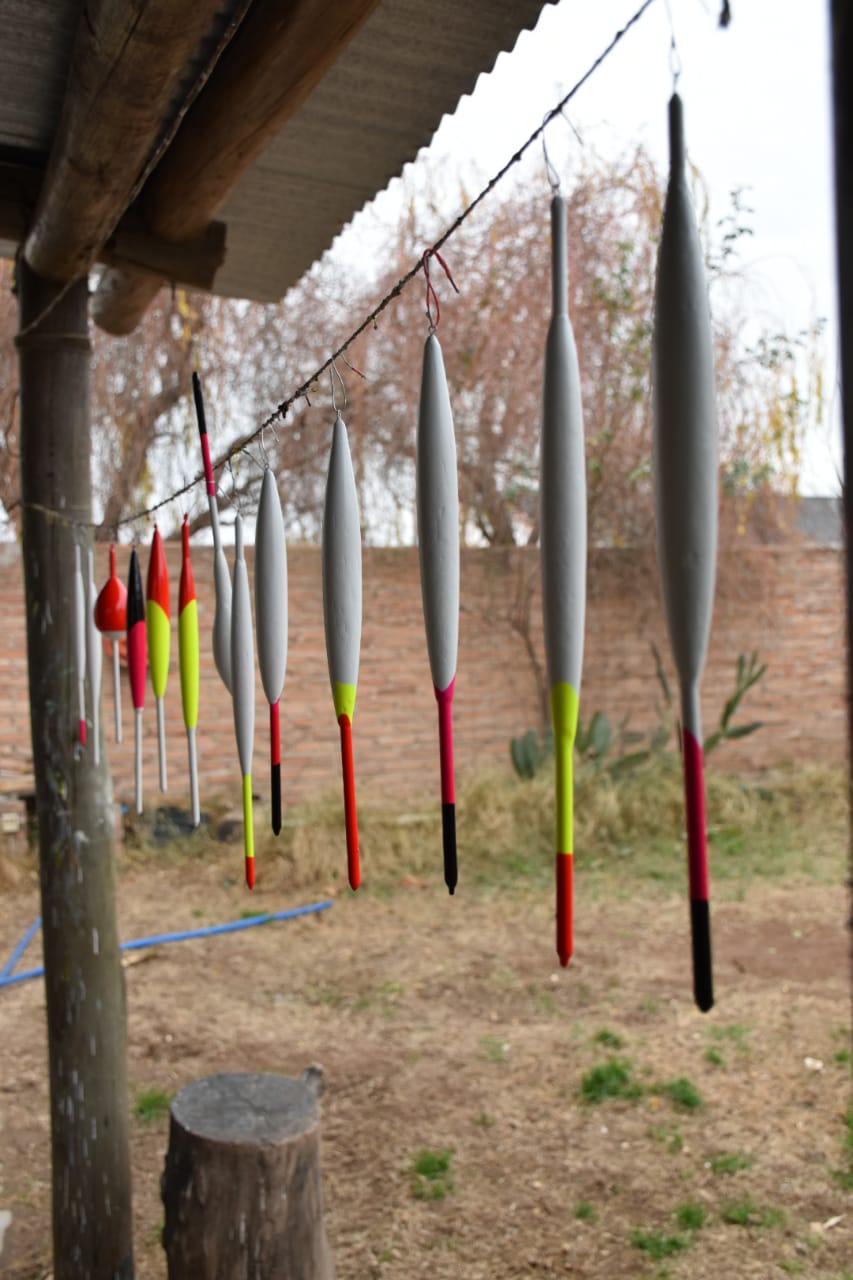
652,93,718,1013
193,371,232,693
321,414,362,891
416,331,459,894
540,194,587,968
231,514,256,889
73,543,88,748
255,466,288,835
146,524,170,792
94,544,127,742
126,548,147,815
179,515,201,827
86,547,103,767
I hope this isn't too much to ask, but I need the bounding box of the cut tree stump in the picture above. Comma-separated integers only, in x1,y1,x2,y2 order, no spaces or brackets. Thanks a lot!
161,1067,334,1279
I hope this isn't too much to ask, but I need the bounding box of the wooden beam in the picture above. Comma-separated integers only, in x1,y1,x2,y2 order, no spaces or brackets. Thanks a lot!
1,161,226,290
92,0,381,334
23,0,227,283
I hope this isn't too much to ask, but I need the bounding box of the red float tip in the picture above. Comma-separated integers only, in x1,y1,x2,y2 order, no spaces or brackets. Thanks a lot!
556,852,573,968
79,718,87,746
245,858,255,890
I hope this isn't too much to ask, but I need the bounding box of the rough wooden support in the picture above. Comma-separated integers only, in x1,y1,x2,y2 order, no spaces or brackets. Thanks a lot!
162,1068,335,1279
15,260,134,1279
23,0,227,283
92,0,381,335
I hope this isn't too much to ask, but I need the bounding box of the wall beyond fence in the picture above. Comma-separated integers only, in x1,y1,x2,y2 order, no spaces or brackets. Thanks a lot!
0,542,845,826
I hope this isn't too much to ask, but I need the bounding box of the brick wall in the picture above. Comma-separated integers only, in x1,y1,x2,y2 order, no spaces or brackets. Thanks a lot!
0,540,845,821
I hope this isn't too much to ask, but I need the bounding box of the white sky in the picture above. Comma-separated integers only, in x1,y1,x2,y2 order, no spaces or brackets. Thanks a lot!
348,0,839,494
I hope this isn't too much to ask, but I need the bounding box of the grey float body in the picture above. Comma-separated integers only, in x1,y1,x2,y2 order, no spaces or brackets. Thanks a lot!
255,466,288,704
652,94,718,730
210,496,233,693
540,195,587,692
230,514,255,776
416,333,459,692
86,546,103,766
322,414,362,695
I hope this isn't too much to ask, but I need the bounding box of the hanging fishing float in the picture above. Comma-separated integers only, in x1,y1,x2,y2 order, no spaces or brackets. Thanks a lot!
231,514,256,888
416,260,459,895
540,193,587,969
255,466,288,835
86,547,103,767
178,515,200,827
321,412,361,891
126,548,146,816
652,93,718,1013
73,543,87,747
94,544,127,742
193,371,232,692
146,524,170,793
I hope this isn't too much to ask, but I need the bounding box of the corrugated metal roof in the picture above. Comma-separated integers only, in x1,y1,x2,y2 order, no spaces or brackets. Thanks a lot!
0,0,552,303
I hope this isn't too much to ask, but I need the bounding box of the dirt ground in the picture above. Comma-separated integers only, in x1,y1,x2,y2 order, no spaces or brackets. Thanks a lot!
0,843,851,1279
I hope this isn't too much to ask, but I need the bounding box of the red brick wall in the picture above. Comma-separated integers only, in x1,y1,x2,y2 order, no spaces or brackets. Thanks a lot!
0,541,845,819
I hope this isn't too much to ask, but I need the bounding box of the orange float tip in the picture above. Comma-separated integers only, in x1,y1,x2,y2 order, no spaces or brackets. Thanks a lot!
245,857,255,890
79,718,87,746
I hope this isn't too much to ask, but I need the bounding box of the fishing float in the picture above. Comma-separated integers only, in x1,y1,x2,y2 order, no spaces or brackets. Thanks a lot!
231,514,256,888
416,330,459,895
146,524,170,792
255,466,288,835
178,515,200,827
192,371,232,693
126,548,147,815
540,193,587,969
86,547,103,767
73,543,87,747
94,544,127,742
652,93,718,1013
321,413,361,891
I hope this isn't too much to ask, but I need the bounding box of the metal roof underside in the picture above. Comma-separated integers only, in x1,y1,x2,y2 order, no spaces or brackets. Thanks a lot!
0,0,552,303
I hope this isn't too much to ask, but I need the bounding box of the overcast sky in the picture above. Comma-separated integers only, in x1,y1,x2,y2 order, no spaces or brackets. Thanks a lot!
357,0,838,493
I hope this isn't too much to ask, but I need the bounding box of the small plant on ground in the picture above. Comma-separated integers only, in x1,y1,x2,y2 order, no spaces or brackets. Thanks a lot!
581,1058,643,1103
676,1202,706,1231
480,1034,510,1065
410,1147,454,1201
721,1197,785,1228
630,1229,689,1260
709,1152,753,1175
594,1028,624,1049
833,1107,853,1190
133,1086,171,1124
574,1200,596,1221
658,1076,703,1110
705,1047,724,1067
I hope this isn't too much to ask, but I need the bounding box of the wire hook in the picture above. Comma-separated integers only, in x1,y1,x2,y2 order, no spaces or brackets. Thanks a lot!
422,249,459,333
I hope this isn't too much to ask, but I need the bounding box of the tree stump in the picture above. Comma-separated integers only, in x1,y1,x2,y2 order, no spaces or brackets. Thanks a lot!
161,1067,334,1279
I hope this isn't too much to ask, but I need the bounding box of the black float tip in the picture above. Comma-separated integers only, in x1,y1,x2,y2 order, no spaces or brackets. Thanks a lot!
271,763,281,836
442,802,457,895
690,898,714,1012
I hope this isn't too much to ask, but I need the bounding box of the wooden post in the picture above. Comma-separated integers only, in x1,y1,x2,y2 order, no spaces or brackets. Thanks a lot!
15,260,134,1279
162,1068,334,1278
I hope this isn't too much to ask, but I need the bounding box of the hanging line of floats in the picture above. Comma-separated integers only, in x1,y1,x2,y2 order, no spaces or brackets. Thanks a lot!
70,0,720,1010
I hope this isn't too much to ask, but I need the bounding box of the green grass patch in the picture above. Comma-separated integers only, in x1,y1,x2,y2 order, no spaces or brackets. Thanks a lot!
581,1058,643,1103
705,1048,725,1067
133,1086,171,1124
709,1151,753,1175
658,1077,703,1110
594,1028,624,1049
833,1108,853,1190
574,1200,596,1221
676,1202,706,1231
410,1147,454,1201
721,1197,785,1228
480,1034,510,1065
629,1229,689,1260
474,1111,495,1128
